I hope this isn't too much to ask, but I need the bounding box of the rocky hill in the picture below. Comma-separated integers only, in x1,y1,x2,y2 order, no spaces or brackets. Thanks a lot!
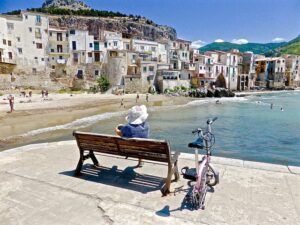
48,15,176,41
42,0,90,11
25,0,176,41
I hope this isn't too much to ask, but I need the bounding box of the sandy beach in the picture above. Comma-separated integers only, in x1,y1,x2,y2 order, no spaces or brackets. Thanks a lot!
0,92,192,150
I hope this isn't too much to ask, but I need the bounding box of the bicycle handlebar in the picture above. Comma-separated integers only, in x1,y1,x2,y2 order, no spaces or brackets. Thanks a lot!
207,117,218,125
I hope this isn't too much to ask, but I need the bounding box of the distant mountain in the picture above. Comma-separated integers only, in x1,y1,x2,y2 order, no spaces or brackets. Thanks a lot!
278,35,300,55
199,42,286,55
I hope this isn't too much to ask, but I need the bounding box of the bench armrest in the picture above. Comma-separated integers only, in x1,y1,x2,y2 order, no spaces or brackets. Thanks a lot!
171,151,180,164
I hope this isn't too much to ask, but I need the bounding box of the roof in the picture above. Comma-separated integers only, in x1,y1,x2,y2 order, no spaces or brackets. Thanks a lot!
176,38,192,44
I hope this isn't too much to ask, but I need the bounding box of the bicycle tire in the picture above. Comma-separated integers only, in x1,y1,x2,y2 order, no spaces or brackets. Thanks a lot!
206,164,219,187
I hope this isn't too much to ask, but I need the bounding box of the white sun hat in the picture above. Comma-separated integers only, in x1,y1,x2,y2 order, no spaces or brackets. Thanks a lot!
126,105,149,125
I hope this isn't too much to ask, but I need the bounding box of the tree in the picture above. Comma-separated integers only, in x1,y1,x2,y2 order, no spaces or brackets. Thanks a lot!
96,75,110,93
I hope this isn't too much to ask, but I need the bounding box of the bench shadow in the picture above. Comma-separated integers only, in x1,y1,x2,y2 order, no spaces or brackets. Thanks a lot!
60,164,164,194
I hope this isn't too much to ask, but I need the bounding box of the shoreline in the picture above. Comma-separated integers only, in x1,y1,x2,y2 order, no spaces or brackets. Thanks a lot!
0,93,193,151
0,89,296,151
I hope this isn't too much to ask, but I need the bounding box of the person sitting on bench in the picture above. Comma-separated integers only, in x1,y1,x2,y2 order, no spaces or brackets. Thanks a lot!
115,105,150,166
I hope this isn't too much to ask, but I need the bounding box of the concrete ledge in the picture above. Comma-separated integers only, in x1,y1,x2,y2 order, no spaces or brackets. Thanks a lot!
1,141,300,224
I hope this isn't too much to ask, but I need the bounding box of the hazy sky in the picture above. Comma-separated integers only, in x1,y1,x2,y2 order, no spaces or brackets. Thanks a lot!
0,0,299,47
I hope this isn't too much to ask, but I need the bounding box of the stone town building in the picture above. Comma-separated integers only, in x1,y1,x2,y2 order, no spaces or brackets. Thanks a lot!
283,55,300,87
0,11,53,89
255,57,286,88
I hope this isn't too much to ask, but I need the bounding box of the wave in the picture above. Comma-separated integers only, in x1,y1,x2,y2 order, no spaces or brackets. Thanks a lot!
19,111,125,137
186,97,248,106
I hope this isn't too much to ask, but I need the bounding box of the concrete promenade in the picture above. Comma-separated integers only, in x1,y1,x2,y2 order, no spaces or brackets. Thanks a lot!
0,141,299,225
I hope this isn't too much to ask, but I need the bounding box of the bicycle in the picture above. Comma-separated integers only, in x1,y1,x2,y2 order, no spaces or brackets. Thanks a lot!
181,117,219,210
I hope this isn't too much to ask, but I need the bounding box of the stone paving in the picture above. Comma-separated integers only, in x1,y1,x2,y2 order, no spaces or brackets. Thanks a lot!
0,141,299,225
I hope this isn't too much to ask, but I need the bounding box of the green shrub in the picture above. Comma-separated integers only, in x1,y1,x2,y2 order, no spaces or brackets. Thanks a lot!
97,75,110,93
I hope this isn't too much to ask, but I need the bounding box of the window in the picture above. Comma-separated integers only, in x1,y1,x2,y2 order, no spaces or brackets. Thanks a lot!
149,66,154,72
17,37,21,42
34,57,38,60
57,33,62,41
8,52,13,59
70,30,76,35
151,47,156,52
29,27,32,32
126,44,130,50
7,40,11,46
52,65,55,69
104,42,108,48
7,23,14,30
88,52,92,57
77,70,83,79
41,58,44,61
89,43,93,48
3,39,6,45
32,68,37,74
72,41,76,50
49,32,52,36
141,46,145,51
73,53,79,63
113,41,118,47
57,45,63,53
95,70,99,76
18,48,22,54
35,28,42,39
59,56,63,59
36,43,43,49
143,67,147,72
36,15,41,24
51,49,54,52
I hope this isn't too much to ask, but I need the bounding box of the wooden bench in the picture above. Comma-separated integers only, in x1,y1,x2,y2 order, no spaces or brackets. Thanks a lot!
73,131,180,195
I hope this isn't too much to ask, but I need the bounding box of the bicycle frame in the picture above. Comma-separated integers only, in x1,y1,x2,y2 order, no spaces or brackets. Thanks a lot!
189,117,217,209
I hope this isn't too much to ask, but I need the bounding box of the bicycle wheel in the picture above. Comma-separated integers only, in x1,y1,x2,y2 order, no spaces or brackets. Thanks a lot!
206,164,219,187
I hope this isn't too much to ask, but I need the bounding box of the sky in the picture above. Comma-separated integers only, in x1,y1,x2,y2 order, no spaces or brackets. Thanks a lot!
0,0,299,47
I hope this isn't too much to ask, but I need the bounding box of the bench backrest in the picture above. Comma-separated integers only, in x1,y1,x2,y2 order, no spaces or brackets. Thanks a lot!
73,131,172,163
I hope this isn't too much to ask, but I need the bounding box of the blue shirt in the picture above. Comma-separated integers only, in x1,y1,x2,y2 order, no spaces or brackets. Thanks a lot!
120,122,150,138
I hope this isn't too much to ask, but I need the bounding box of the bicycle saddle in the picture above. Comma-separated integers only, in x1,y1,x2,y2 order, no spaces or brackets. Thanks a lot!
188,138,204,149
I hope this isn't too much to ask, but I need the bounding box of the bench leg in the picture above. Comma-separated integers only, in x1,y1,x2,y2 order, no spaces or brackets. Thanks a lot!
173,160,180,182
75,150,84,176
89,151,99,166
161,164,172,196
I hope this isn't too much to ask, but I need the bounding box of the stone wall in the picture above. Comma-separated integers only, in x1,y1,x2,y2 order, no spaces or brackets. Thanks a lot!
124,77,148,93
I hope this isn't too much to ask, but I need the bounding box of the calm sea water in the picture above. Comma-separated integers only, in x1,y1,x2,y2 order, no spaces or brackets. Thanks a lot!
19,91,300,166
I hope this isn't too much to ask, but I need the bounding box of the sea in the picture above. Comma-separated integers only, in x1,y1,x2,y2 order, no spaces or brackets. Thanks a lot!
11,91,300,166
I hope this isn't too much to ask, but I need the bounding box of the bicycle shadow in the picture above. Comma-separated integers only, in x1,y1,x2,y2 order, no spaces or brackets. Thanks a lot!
155,183,215,216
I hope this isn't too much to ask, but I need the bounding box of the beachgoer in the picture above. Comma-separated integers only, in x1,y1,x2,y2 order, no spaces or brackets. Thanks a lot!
120,98,125,108
29,91,32,98
136,93,139,103
270,103,273,109
216,100,221,104
41,90,44,98
281,107,284,111
8,95,14,113
45,90,48,98
115,105,150,167
146,93,149,102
